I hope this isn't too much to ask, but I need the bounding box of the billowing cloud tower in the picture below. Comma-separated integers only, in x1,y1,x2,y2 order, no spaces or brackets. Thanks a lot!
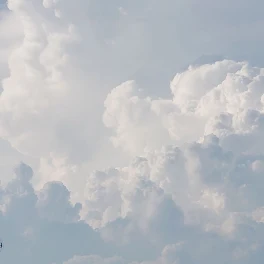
1,0,264,263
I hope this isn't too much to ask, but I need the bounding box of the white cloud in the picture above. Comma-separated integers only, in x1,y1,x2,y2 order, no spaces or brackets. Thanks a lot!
79,60,264,263
1,0,264,263
36,181,82,223
0,0,153,191
0,163,112,264
3,145,264,263
103,60,264,158
82,134,264,234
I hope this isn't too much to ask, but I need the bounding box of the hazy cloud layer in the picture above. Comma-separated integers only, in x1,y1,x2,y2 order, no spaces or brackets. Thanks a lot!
1,0,264,263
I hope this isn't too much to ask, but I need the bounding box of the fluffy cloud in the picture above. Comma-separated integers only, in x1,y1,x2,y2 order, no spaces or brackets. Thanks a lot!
36,181,82,223
104,60,264,156
0,0,150,162
0,163,112,264
2,0,264,181
82,135,264,235
2,0,264,264
81,60,264,263
4,139,264,263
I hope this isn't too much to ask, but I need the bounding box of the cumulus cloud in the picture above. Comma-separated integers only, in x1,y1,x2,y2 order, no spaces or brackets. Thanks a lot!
3,130,264,263
82,135,264,237
1,0,264,191
103,60,264,156
36,181,82,223
0,0,155,191
0,163,112,264
2,0,264,264
2,0,264,179
81,59,264,263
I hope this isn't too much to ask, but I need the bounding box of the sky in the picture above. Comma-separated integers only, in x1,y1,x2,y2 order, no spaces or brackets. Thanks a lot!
1,0,264,263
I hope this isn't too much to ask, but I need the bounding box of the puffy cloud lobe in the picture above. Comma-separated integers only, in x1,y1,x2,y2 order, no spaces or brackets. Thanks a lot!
104,60,264,156
1,0,84,158
36,181,82,223
2,73,264,263
0,0,162,194
0,163,110,264
0,8,22,92
2,0,264,200
103,81,173,156
83,163,184,232
82,135,264,251
94,59,264,263
3,54,264,263
0,0,151,169
3,0,264,190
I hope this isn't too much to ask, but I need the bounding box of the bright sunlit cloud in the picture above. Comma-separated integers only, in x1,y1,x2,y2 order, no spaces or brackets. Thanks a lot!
1,0,264,263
